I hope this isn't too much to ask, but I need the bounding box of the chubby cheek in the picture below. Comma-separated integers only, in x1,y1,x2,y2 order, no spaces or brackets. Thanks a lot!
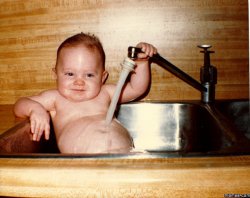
90,83,102,96
57,76,71,87
56,78,71,95
57,84,70,97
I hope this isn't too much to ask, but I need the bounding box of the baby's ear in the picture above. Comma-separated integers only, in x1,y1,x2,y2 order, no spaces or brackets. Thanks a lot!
102,71,109,84
52,67,57,79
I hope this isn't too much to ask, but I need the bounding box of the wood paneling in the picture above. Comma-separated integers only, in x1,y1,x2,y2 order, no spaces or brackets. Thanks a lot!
0,0,248,104
0,105,15,134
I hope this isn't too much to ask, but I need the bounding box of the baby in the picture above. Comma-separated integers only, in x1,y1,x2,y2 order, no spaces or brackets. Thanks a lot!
14,33,157,153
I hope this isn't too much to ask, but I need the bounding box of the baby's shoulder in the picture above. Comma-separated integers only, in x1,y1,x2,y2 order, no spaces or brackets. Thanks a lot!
28,89,58,111
39,89,59,98
101,84,116,97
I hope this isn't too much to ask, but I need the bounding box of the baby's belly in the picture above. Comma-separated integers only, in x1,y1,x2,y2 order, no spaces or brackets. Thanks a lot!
56,115,133,154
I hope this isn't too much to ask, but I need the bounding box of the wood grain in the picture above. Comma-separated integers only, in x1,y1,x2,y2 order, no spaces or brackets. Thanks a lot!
0,105,15,134
0,0,248,104
0,156,250,197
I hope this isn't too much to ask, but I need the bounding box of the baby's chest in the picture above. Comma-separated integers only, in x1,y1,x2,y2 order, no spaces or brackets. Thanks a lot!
56,100,109,118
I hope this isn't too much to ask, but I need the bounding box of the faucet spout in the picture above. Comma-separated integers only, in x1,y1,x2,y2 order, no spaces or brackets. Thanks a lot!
128,46,217,103
151,53,207,93
128,46,207,92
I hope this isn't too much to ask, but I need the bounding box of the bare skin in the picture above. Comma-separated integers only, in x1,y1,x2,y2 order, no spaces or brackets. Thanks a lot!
14,42,157,153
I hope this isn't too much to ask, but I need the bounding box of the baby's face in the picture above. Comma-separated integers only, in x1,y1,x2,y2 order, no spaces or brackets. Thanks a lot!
55,45,107,102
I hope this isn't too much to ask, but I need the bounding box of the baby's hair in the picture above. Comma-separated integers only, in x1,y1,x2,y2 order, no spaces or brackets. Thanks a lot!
56,32,106,69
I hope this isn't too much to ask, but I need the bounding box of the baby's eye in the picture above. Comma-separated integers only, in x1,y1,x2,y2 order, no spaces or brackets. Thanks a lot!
65,72,74,76
86,73,95,78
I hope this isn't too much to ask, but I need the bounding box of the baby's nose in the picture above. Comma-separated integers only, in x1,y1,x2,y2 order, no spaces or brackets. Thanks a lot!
74,78,85,86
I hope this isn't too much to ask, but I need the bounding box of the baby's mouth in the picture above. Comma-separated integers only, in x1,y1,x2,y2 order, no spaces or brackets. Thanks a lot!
72,88,85,92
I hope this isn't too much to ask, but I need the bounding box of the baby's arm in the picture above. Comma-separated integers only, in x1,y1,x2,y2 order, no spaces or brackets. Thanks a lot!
119,42,157,102
14,90,56,141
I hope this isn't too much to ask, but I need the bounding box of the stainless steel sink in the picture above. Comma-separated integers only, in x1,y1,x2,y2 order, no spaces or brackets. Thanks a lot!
117,99,250,155
0,99,249,157
214,99,249,140
117,102,228,153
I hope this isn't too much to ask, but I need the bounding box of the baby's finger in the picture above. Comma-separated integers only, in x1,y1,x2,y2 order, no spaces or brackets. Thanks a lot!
44,124,50,140
135,42,145,49
30,119,36,134
32,133,38,141
136,43,157,58
36,129,43,141
36,123,44,141
31,120,40,141
137,52,148,59
144,44,157,57
149,46,157,56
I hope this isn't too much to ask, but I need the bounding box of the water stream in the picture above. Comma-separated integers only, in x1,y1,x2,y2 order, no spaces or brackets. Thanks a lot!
105,57,136,125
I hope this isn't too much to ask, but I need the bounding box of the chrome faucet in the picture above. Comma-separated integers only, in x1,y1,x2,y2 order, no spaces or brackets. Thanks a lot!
128,45,217,103
198,45,217,103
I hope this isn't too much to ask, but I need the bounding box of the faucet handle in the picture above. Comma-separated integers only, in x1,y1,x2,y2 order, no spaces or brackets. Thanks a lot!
198,44,217,85
198,44,212,50
198,45,214,54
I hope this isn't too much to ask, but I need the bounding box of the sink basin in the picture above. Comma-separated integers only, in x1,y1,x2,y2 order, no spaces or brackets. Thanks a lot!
0,100,249,157
214,99,249,140
117,100,250,155
117,102,230,153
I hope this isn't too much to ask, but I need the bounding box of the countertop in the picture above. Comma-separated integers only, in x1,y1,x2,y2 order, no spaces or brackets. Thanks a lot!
1,155,250,197
0,105,250,197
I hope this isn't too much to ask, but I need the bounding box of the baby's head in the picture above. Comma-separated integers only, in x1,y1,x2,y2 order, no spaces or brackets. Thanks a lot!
54,33,108,102
56,33,106,70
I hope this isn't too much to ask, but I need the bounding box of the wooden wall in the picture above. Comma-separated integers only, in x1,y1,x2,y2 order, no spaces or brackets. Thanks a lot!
0,0,248,104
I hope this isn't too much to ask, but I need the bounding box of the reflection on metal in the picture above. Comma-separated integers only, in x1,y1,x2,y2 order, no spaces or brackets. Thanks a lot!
118,103,182,151
117,102,199,152
173,105,181,151
117,101,250,153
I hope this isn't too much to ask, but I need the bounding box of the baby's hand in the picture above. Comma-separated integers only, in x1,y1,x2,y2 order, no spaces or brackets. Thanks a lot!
136,42,157,59
29,108,50,141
